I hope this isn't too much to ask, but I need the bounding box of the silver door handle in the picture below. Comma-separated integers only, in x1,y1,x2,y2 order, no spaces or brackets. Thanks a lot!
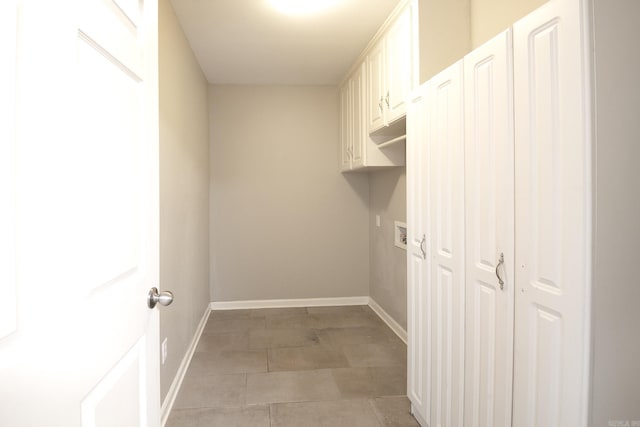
495,253,505,290
148,287,174,309
385,91,390,107
419,235,427,260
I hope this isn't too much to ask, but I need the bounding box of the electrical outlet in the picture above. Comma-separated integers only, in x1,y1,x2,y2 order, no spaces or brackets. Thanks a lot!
376,215,381,227
162,338,168,365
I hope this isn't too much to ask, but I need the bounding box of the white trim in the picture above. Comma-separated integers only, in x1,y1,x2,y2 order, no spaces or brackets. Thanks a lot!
368,297,407,344
160,306,211,427
209,296,407,344
210,296,370,311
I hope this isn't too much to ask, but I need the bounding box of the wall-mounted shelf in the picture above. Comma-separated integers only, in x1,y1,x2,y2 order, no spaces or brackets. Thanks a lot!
377,135,406,149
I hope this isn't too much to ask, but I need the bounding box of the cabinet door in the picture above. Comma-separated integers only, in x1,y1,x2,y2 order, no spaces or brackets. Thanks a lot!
512,1,591,426
406,83,431,427
428,60,465,427
339,81,352,171
463,30,515,427
350,62,365,168
385,1,414,124
367,39,386,133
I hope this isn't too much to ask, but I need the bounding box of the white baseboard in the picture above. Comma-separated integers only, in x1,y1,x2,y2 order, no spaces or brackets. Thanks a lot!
209,296,406,344
210,296,369,311
367,297,407,344
160,306,211,427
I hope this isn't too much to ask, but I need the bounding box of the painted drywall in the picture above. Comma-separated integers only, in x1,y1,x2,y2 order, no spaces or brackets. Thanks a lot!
209,85,369,302
418,0,471,82
591,0,640,424
470,0,545,48
158,0,210,403
369,169,408,329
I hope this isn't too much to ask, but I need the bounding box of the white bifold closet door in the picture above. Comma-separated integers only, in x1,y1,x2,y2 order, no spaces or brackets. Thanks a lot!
428,60,466,427
512,0,591,425
407,83,431,427
463,30,515,427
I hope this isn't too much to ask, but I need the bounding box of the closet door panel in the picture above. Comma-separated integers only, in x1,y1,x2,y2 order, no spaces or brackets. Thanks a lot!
513,1,591,426
428,60,465,427
463,30,514,427
406,85,430,426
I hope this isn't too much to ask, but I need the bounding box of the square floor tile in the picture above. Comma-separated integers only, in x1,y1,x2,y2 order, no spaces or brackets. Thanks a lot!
246,369,341,404
306,305,367,315
250,307,309,318
370,396,421,427
195,332,250,354
172,373,245,409
266,314,321,329
268,346,349,371
203,317,266,334
166,406,270,427
270,399,382,427
331,366,406,398
249,328,320,349
315,326,395,347
188,349,267,375
342,343,407,367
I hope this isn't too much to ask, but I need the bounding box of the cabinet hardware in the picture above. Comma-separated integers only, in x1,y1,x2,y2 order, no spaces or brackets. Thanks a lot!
495,252,505,290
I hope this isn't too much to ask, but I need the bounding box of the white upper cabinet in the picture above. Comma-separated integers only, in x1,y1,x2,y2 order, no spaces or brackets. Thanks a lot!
367,40,386,133
385,3,414,124
367,0,418,135
339,0,415,172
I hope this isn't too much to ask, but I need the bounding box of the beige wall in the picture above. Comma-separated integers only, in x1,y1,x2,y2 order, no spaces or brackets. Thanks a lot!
209,85,370,302
158,0,211,403
591,0,640,424
369,169,408,329
470,0,545,47
419,0,471,82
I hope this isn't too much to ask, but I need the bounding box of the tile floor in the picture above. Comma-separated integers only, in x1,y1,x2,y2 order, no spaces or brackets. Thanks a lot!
167,305,420,427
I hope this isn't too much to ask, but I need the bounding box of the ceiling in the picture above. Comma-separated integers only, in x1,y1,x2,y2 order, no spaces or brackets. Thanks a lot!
169,0,402,85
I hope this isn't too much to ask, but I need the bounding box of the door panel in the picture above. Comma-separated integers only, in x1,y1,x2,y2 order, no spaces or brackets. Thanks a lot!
386,3,412,122
351,62,365,168
339,82,351,171
463,30,514,427
368,40,386,132
513,1,591,426
406,85,431,426
0,0,160,425
429,61,465,427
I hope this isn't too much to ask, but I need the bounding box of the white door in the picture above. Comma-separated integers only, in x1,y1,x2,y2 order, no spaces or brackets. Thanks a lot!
368,39,386,132
0,0,162,425
428,60,466,427
406,83,431,427
512,0,591,426
385,1,413,123
463,29,515,427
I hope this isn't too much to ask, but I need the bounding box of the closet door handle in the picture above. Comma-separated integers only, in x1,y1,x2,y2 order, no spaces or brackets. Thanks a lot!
385,91,390,107
495,252,505,290
378,97,384,112
419,235,427,260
